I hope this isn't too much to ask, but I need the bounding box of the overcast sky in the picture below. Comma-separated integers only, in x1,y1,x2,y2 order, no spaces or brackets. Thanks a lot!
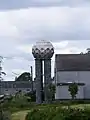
0,0,90,81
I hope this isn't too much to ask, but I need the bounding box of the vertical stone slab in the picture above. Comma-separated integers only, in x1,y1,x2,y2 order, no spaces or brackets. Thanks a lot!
35,59,42,104
40,60,44,101
44,59,51,102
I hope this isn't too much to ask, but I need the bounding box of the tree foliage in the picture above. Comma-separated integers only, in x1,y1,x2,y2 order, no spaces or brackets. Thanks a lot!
49,84,56,98
47,83,56,101
25,91,36,102
15,72,31,81
86,48,90,54
68,83,78,100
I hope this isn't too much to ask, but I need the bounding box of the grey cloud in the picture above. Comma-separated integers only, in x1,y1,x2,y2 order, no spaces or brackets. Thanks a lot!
2,7,89,43
19,23,90,43
0,0,90,10
65,40,90,51
16,8,90,43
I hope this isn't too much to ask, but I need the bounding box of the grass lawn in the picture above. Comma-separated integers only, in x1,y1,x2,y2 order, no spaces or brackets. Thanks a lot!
11,110,30,120
11,104,90,120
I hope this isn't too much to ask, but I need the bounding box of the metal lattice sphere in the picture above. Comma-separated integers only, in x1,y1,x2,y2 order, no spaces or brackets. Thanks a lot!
32,40,54,59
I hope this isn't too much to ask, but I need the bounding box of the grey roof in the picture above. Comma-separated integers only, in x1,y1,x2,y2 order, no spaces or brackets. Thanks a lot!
55,54,90,71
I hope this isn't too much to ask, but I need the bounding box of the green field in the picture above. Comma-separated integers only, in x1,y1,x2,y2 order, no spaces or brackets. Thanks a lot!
11,104,90,120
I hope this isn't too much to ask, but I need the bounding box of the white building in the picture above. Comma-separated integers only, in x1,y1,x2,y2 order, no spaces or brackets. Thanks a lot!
55,54,90,100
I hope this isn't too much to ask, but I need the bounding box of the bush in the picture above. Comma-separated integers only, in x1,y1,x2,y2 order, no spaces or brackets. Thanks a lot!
25,90,46,102
0,110,11,120
25,107,90,120
25,91,36,102
68,83,78,100
1,94,36,113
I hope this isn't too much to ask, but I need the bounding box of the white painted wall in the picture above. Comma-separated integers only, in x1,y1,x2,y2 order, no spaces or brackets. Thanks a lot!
55,71,90,99
55,85,84,99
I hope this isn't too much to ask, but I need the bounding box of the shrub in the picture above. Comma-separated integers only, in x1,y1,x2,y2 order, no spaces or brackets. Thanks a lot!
25,107,90,120
68,83,78,100
27,97,31,102
0,110,11,120
25,91,36,102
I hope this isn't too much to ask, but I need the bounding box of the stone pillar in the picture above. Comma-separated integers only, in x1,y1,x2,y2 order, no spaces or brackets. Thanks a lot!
44,59,51,102
40,60,44,101
35,59,43,104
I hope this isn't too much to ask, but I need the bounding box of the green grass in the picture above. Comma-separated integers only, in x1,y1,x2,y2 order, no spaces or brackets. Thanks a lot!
11,104,90,120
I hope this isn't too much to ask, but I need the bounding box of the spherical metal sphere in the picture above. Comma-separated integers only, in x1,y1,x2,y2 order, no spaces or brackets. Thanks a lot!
32,40,54,59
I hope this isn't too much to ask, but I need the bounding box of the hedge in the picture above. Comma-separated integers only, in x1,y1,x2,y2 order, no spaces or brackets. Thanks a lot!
25,106,90,120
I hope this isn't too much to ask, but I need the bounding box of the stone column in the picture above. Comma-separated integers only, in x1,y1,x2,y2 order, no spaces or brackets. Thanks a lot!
44,59,51,102
40,60,44,101
35,59,42,104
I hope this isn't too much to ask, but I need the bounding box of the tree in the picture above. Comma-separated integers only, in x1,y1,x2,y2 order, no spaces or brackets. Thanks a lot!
49,84,56,101
80,52,83,54
25,91,36,102
15,72,31,81
0,95,11,120
68,82,78,100
46,83,56,101
86,48,90,54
